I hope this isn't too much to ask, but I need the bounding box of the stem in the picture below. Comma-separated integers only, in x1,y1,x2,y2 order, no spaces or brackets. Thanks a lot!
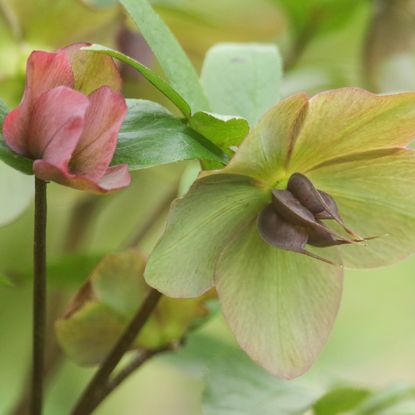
31,178,47,415
87,345,173,414
70,288,162,415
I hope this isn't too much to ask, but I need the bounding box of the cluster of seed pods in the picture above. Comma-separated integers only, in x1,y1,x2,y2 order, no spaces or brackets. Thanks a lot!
257,173,369,265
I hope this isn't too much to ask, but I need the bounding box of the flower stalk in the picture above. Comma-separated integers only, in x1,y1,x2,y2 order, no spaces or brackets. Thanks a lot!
32,177,47,415
70,288,162,415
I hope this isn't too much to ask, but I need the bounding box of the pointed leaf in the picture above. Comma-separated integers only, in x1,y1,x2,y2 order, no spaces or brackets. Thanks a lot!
201,43,282,125
215,222,343,378
145,174,268,297
83,45,192,118
308,148,415,268
119,0,209,112
189,111,249,153
111,99,228,170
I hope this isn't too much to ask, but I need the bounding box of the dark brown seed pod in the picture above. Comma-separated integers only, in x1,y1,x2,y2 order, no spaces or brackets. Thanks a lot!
257,205,341,266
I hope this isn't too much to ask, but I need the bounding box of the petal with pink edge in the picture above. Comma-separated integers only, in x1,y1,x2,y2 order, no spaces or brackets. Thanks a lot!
33,160,130,194
62,43,122,95
70,86,127,181
215,221,343,378
3,51,73,154
28,86,89,165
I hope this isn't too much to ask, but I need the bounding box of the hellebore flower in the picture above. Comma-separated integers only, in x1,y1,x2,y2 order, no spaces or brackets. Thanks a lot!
2,43,130,193
144,88,415,378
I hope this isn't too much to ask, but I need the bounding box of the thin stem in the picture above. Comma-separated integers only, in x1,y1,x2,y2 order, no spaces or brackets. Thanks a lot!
87,345,174,414
31,178,47,415
70,288,162,415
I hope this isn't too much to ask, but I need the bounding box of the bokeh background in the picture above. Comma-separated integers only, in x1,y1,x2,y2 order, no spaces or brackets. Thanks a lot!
1,0,415,414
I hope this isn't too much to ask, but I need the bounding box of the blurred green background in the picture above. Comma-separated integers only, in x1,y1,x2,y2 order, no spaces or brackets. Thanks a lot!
1,0,415,414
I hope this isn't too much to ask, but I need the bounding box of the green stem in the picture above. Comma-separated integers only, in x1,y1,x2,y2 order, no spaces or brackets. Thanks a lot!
70,288,162,415
31,178,47,415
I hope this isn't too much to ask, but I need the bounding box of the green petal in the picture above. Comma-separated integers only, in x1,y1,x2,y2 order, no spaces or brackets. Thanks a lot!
226,89,415,186
289,88,415,172
308,148,415,268
215,222,343,379
63,43,122,95
144,174,268,297
225,94,308,187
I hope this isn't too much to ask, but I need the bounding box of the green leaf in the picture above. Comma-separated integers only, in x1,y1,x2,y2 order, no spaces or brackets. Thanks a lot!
314,386,372,415
276,0,361,37
189,111,250,153
0,102,33,175
83,45,192,118
202,345,321,415
0,162,34,227
56,250,211,366
200,43,282,125
215,221,343,378
119,0,209,113
356,384,415,415
144,174,268,297
112,99,228,170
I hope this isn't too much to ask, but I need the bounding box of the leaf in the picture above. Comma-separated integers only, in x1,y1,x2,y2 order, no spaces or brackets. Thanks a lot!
111,99,228,170
200,43,282,125
189,111,250,153
144,174,268,297
0,162,34,227
276,0,361,37
119,0,209,113
202,343,321,415
356,384,415,415
83,45,192,118
0,102,33,175
313,386,372,415
215,221,343,378
56,250,211,366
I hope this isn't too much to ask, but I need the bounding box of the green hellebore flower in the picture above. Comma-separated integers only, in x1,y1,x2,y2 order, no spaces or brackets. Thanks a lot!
145,88,415,378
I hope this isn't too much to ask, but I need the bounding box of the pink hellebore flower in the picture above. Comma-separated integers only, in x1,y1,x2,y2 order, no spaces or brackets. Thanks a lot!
3,43,130,193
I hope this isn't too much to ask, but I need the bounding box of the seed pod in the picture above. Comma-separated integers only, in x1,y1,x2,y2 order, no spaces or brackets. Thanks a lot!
257,205,340,265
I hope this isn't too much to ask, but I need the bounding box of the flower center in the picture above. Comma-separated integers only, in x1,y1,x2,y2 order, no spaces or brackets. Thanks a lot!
257,173,368,265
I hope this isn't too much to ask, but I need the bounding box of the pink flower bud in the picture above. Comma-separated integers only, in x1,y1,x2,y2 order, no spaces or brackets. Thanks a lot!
3,43,130,193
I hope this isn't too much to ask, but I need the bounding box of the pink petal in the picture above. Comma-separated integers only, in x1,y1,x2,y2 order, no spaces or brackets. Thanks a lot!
70,86,127,181
28,86,89,166
3,51,74,154
33,161,130,194
61,43,123,94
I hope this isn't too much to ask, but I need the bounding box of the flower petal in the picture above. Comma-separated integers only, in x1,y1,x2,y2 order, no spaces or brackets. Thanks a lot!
144,174,268,297
225,93,308,187
3,51,73,155
215,221,343,379
307,148,415,267
27,86,89,165
70,86,127,181
226,88,415,187
289,88,415,172
33,161,130,194
61,43,122,95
